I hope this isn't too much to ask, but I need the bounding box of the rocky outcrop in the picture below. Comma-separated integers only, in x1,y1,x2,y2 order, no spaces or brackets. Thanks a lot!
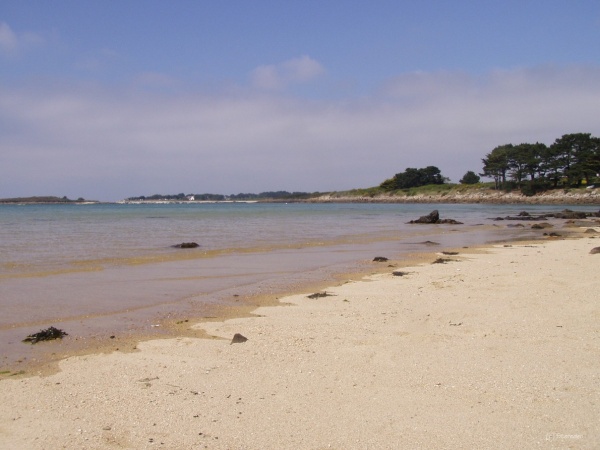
410,210,439,223
408,210,463,224
494,209,599,222
553,210,591,219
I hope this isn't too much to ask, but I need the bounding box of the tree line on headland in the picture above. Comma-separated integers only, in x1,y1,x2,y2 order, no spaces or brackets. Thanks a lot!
124,132,599,202
380,132,599,195
479,132,600,194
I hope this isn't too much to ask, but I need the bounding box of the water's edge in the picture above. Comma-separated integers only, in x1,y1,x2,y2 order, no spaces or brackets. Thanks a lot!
1,203,597,376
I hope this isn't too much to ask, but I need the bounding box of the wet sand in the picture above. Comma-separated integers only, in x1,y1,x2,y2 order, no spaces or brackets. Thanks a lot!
1,232,599,449
1,222,524,372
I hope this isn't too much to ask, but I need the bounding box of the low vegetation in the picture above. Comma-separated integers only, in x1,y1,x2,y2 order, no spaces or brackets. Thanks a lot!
0,196,89,204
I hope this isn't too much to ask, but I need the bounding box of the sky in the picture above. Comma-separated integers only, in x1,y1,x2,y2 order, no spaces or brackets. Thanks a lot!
1,1,600,201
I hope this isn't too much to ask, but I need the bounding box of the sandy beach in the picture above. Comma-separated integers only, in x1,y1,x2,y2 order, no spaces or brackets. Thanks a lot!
1,235,599,449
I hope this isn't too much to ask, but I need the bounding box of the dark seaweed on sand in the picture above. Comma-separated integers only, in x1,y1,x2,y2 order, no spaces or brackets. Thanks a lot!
307,292,335,299
22,326,68,344
432,258,453,264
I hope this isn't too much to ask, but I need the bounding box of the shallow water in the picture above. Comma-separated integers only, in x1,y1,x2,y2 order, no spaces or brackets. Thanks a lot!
1,202,596,370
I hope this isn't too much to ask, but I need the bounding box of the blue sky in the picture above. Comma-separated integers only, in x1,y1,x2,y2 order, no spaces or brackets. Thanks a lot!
2,1,600,200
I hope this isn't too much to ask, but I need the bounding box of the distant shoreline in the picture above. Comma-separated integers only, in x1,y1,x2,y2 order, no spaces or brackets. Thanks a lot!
0,196,99,205
121,189,599,205
3,187,599,205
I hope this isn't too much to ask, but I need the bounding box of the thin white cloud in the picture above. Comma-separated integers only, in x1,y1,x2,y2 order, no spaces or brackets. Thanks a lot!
1,65,599,200
0,22,18,53
0,22,44,55
282,55,325,82
251,55,325,90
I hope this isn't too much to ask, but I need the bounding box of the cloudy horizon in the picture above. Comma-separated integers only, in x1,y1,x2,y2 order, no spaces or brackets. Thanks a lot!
2,2,600,201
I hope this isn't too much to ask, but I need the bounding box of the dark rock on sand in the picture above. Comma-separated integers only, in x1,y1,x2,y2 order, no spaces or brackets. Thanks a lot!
373,256,389,262
231,333,248,344
531,223,553,229
23,326,68,344
590,247,600,254
392,271,408,276
504,215,540,221
173,242,200,248
418,240,440,246
432,258,452,264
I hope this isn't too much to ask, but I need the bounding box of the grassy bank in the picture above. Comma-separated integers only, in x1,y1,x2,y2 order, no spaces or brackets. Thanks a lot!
313,183,600,204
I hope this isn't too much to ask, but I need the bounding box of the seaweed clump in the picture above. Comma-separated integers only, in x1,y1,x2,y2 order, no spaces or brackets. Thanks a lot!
307,292,335,299
22,326,68,344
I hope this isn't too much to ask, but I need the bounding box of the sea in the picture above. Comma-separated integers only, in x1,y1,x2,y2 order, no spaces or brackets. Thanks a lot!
1,201,597,370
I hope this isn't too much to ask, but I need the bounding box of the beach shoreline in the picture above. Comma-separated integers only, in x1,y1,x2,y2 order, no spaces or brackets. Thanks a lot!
1,226,599,448
3,205,553,376
0,231,485,377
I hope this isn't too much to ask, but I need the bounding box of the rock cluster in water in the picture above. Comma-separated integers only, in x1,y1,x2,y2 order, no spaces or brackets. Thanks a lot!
408,210,463,224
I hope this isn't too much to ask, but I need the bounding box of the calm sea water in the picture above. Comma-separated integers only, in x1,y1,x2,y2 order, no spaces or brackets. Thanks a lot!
3,202,595,276
1,202,597,369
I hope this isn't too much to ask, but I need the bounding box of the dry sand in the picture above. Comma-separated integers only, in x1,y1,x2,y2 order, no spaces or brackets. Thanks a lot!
1,236,599,449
